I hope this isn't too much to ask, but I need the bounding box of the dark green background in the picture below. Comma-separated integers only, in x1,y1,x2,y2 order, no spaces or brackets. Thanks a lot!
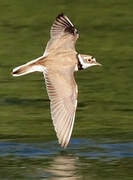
0,0,133,179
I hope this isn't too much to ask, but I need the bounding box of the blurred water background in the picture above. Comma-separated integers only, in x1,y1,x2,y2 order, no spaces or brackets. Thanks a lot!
0,0,133,179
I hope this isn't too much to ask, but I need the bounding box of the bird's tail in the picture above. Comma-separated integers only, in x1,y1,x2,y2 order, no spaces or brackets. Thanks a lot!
12,56,45,77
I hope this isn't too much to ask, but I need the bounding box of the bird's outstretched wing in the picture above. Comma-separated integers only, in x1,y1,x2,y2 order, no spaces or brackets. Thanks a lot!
44,13,79,55
50,13,78,38
43,67,78,148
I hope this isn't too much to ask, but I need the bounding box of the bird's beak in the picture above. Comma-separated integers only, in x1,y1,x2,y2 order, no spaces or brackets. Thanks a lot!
92,60,102,66
95,61,102,66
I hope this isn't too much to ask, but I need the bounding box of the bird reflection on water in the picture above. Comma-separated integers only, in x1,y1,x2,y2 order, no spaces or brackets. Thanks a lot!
45,154,80,179
0,140,133,179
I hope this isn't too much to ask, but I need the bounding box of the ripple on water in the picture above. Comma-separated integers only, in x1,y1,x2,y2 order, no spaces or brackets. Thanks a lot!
0,139,133,160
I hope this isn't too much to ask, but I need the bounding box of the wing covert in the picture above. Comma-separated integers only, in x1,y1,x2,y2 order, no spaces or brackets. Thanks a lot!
44,14,79,55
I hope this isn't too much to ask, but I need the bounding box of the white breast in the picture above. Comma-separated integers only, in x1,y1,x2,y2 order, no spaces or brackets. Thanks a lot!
78,54,88,69
74,64,78,71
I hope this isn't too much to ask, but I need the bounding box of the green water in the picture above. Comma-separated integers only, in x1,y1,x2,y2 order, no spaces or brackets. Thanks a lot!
0,0,133,179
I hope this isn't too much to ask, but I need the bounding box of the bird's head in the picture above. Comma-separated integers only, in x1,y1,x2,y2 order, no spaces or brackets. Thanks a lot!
77,54,101,70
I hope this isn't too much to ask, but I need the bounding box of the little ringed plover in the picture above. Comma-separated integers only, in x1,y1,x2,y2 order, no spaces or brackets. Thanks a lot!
12,13,101,148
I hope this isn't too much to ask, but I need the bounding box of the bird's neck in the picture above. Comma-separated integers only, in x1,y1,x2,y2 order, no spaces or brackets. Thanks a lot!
75,54,84,71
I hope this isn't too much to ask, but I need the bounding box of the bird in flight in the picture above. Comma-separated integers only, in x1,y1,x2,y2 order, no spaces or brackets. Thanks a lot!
12,13,101,148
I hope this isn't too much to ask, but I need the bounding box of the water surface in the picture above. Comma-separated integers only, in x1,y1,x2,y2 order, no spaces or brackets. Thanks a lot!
0,0,133,179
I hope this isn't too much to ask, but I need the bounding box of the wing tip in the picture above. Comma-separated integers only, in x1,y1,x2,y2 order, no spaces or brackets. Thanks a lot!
58,132,71,148
56,13,64,19
55,13,78,35
50,13,78,38
60,140,69,148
